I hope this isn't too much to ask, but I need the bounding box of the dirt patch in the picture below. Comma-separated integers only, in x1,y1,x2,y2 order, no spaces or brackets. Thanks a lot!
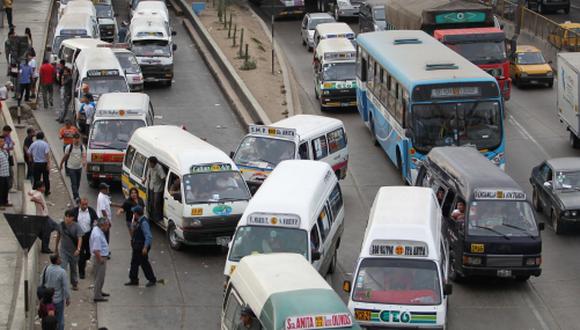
198,0,288,122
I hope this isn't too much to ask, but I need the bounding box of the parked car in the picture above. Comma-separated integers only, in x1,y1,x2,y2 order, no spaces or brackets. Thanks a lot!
301,12,335,51
510,45,553,88
530,158,580,234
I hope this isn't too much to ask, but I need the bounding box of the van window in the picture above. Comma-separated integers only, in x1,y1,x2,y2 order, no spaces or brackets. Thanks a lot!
310,225,321,251
327,128,346,154
328,183,343,219
442,190,456,217
131,152,147,178
223,290,243,330
311,135,328,160
298,142,309,159
124,145,136,168
317,207,331,240
167,172,182,202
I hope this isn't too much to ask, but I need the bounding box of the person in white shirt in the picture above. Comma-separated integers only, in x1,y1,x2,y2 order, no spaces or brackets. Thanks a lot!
89,217,110,302
72,198,98,279
28,181,57,253
0,81,13,100
96,183,120,251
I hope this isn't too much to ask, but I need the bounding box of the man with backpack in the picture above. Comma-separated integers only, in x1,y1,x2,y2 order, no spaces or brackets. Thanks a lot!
54,209,83,291
59,133,85,203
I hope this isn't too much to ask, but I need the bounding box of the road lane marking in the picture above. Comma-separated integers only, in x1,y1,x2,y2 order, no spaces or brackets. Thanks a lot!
508,114,551,159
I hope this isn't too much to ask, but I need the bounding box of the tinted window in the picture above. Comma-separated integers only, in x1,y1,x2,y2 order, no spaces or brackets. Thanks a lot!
317,207,331,241
298,142,309,159
131,152,147,178
223,291,242,330
328,128,346,154
312,135,328,160
124,145,136,168
310,225,320,251
328,183,343,219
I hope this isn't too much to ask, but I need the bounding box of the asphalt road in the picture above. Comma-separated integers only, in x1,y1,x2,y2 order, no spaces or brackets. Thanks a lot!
36,0,580,329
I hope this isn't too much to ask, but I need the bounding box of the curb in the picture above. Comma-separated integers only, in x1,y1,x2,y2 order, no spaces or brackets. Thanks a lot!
176,0,272,125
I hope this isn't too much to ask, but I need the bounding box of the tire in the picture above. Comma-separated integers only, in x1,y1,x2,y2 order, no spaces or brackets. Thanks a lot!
552,209,565,235
334,7,340,21
369,116,379,146
167,222,183,250
570,131,580,149
327,251,337,274
515,275,531,282
532,187,543,212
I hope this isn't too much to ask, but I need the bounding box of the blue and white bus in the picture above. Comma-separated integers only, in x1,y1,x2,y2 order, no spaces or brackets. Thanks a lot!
356,30,505,184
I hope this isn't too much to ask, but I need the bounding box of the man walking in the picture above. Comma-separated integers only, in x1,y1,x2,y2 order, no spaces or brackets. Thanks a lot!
41,255,70,330
1,125,13,190
58,119,78,150
3,0,12,29
58,67,72,123
90,218,110,302
28,131,51,196
29,181,57,253
72,198,98,279
18,59,33,106
0,135,11,209
125,205,157,287
145,157,165,222
55,209,83,291
59,133,85,203
39,58,56,109
22,127,35,181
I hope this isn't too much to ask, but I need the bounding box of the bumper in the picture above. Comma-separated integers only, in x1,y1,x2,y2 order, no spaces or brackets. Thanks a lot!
276,6,305,17
518,75,553,85
461,265,541,277
86,163,122,181
129,82,144,92
321,94,357,108
337,7,359,17
140,64,174,82
180,215,241,245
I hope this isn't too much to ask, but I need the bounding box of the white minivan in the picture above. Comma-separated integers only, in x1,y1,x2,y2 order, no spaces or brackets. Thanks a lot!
313,22,355,47
232,114,348,192
344,186,452,329
56,38,110,68
224,160,344,280
52,13,100,56
122,126,251,249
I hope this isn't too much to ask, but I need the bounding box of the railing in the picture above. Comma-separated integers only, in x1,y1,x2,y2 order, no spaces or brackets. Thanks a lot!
490,0,580,51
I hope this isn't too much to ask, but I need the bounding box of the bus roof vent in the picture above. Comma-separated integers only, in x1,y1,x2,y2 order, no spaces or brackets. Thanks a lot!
425,62,459,71
393,38,422,45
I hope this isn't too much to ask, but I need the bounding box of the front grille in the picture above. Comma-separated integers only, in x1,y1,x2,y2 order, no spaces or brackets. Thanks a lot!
487,255,523,267
102,164,122,174
327,88,356,97
183,214,241,242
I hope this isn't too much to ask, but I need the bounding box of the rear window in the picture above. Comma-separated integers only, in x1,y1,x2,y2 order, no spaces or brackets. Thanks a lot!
328,128,346,154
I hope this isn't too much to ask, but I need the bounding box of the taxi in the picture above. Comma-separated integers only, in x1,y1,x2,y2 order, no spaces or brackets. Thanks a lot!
548,21,580,50
510,45,553,88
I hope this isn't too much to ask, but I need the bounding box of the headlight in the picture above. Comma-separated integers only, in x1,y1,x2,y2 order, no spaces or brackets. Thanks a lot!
525,257,542,266
322,90,330,95
564,210,578,217
183,218,202,228
546,71,554,77
521,73,528,77
463,256,482,265
90,165,100,172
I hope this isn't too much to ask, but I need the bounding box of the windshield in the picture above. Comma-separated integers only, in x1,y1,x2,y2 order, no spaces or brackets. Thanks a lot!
115,53,141,74
322,62,356,81
183,172,250,204
467,200,539,237
81,77,129,95
373,8,385,20
95,5,113,18
53,35,89,51
554,171,580,190
448,40,506,64
516,52,546,65
132,40,170,57
89,119,145,150
353,258,441,305
228,226,308,261
413,101,502,154
234,136,296,169
308,17,335,29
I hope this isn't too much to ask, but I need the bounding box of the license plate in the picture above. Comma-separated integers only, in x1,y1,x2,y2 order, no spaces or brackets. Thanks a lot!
216,236,230,246
354,310,371,321
497,269,512,277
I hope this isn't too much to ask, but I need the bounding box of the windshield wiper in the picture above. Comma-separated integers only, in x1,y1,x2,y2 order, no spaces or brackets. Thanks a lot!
500,223,536,238
218,197,245,202
257,158,276,167
470,225,510,239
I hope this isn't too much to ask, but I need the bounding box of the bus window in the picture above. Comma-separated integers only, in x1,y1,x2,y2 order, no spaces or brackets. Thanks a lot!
327,128,346,154
368,59,375,90
223,290,243,330
328,183,343,220
124,145,136,168
310,225,321,252
317,207,331,240
311,135,328,160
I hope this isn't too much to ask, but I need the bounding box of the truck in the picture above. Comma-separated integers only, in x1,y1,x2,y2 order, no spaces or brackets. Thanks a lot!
557,52,580,148
385,0,511,100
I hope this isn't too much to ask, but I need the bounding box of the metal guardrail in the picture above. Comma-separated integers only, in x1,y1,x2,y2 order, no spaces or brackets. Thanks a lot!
491,0,580,51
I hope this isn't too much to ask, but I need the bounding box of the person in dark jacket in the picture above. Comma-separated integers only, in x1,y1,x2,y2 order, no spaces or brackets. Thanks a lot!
71,198,98,279
124,205,157,287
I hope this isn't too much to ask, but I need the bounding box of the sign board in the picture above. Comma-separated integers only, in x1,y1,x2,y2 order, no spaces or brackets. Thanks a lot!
249,125,297,140
247,213,301,228
434,11,487,24
285,313,353,330
87,69,120,77
369,240,428,257
473,189,526,200
190,163,232,173
431,86,481,99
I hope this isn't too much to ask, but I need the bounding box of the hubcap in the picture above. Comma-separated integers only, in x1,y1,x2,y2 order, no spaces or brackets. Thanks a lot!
170,226,178,246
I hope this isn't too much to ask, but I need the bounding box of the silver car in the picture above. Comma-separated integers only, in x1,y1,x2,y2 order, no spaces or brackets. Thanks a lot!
113,48,144,92
301,13,335,51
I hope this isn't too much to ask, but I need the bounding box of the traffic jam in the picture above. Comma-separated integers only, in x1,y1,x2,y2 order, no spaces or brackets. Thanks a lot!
48,0,579,329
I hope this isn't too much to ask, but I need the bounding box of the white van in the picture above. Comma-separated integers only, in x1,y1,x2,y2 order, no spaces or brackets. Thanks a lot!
232,114,348,192
224,160,344,280
313,22,355,47
122,126,251,249
132,0,169,23
86,93,154,185
58,0,95,21
57,38,110,68
223,253,361,330
72,47,129,117
52,13,100,56
111,48,144,92
128,15,177,86
344,187,452,329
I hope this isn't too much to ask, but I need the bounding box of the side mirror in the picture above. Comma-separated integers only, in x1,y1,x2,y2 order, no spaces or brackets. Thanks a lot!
311,250,321,261
443,283,453,296
548,60,553,64
229,151,235,158
538,222,545,231
543,181,552,189
172,31,177,36
342,280,352,293
172,44,177,51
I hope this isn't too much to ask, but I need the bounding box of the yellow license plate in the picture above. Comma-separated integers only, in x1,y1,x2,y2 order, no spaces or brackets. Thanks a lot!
355,310,371,321
471,243,484,253
191,208,203,216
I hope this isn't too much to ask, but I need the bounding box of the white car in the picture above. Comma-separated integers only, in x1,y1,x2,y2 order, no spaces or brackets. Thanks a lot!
301,12,335,51
334,0,362,21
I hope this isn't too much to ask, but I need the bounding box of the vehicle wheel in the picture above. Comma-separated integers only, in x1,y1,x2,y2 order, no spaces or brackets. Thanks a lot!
515,275,531,282
167,222,183,250
334,7,340,21
328,251,337,274
369,116,379,146
532,187,543,212
569,131,580,149
552,209,565,235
